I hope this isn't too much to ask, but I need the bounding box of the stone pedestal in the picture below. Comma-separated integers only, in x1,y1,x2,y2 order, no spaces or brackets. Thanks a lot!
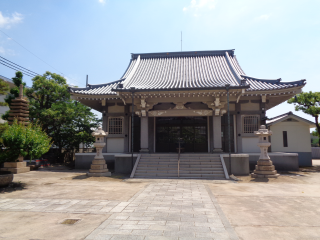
1,161,30,174
1,155,30,174
251,125,279,178
87,127,111,177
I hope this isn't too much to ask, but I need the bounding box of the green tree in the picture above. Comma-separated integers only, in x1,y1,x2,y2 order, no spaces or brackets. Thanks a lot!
0,120,52,163
0,78,10,106
26,71,100,163
2,71,26,120
288,91,320,144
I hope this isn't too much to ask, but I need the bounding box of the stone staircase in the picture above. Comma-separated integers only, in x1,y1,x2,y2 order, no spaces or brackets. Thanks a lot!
133,154,226,179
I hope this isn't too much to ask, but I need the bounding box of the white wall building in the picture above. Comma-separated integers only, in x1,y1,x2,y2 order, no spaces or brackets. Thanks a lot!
267,111,315,166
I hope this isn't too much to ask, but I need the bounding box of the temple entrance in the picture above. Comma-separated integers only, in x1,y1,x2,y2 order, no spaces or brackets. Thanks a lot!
156,117,207,152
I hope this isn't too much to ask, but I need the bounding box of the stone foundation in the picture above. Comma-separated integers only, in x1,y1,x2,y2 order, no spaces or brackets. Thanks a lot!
251,159,279,178
1,162,30,174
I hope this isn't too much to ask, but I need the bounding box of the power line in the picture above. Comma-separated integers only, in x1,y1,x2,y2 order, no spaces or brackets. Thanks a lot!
0,56,39,77
0,29,82,85
0,60,36,78
0,55,39,75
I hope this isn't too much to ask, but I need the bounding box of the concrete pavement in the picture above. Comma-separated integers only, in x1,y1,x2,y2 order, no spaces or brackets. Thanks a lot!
0,163,320,239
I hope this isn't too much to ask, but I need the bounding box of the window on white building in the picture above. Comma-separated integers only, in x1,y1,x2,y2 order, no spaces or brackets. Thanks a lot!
242,115,259,133
108,117,123,134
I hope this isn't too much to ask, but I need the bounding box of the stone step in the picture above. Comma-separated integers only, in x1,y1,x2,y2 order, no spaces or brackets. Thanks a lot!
136,170,179,174
134,173,178,177
140,154,220,157
134,153,225,179
179,173,225,178
139,159,221,162
179,170,224,174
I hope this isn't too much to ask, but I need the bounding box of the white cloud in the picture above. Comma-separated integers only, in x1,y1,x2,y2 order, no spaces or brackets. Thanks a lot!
0,46,15,56
183,0,215,12
257,14,270,21
98,0,105,4
0,12,23,29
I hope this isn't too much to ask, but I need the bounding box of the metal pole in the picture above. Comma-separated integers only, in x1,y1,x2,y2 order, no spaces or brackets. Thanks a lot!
181,31,182,52
131,88,135,170
226,84,231,166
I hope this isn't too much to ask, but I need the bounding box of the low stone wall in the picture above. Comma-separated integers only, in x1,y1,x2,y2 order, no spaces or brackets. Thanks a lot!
247,153,299,171
222,154,250,176
114,155,138,174
312,147,320,159
75,153,138,174
75,153,116,170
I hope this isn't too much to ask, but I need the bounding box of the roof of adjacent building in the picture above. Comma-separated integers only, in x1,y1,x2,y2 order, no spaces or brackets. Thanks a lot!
0,74,15,88
69,50,306,95
266,111,315,127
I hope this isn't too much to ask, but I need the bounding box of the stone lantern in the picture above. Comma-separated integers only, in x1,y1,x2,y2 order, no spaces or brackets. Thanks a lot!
87,127,111,177
251,125,279,178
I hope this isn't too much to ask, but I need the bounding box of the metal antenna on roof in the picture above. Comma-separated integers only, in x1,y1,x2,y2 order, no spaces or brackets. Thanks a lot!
181,31,182,51
86,75,88,87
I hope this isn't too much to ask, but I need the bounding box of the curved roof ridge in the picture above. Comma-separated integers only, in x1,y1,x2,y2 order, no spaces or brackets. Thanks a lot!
241,75,281,83
69,79,124,92
131,49,235,59
225,51,242,85
88,79,124,87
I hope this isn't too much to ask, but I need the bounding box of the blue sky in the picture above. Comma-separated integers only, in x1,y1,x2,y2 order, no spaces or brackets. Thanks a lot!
0,0,319,126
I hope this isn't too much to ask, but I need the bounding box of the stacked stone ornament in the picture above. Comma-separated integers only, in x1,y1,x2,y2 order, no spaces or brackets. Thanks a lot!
251,125,279,178
1,84,30,174
87,127,111,177
8,84,29,125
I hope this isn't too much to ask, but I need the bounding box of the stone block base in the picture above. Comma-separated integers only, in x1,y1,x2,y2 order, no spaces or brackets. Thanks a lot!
139,148,149,153
1,161,30,174
213,148,223,153
251,173,280,178
87,172,111,177
1,167,30,174
4,162,26,168
87,158,111,177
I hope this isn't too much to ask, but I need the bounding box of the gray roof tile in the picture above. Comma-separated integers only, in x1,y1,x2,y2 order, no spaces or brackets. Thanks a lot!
69,50,306,95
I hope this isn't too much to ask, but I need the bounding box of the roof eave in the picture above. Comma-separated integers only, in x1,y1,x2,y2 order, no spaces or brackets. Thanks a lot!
112,85,250,93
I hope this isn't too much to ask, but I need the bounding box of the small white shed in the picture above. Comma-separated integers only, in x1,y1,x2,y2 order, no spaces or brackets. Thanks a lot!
266,111,315,166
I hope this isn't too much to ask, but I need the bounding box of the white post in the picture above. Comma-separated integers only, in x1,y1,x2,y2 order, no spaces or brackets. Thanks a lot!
213,116,223,152
140,116,149,152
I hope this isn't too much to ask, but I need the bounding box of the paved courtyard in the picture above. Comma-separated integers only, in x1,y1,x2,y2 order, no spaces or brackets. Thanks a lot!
0,161,320,240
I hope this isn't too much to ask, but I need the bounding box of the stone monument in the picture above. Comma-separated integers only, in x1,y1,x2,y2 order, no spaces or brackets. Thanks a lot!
87,127,111,177
8,84,29,125
251,125,279,178
1,84,30,174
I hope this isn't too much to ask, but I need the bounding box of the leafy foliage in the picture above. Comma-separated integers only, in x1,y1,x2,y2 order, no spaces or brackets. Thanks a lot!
0,120,52,163
0,78,10,107
26,71,100,163
288,91,320,143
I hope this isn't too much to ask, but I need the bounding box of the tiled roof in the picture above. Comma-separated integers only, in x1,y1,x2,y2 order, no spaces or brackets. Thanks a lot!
69,50,306,95
69,79,124,95
266,111,315,126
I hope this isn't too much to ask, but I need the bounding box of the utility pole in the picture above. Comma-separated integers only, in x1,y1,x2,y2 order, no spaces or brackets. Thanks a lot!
181,31,182,52
131,87,135,170
226,84,231,166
